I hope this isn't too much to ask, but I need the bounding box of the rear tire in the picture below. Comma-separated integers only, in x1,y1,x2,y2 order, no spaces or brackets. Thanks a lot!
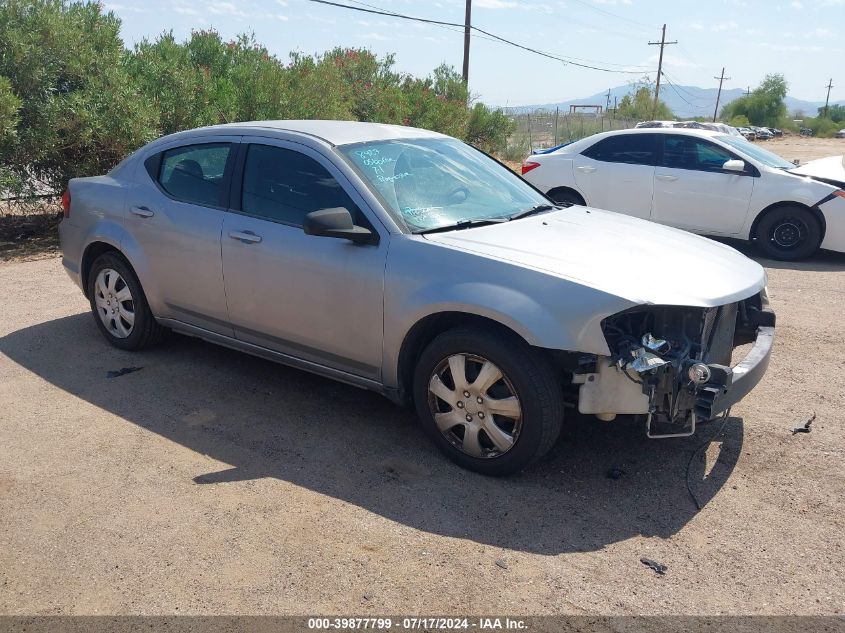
754,205,822,261
87,251,167,350
547,187,585,206
413,327,563,476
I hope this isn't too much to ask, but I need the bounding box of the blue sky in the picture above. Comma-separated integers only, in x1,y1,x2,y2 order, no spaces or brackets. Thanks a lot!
105,0,844,106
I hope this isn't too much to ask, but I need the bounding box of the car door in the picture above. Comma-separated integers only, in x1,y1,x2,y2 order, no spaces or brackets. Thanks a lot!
572,133,658,219
651,134,755,235
221,139,387,381
126,137,238,336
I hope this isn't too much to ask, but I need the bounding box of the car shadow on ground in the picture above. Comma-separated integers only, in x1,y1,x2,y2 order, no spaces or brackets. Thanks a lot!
709,237,845,271
1,313,745,555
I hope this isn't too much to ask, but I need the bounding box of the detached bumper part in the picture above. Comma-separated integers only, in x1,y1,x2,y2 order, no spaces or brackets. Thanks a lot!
694,325,775,420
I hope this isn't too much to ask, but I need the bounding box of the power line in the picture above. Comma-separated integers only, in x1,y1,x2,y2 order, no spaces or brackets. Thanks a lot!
306,0,649,74
565,0,658,32
661,73,709,111
345,0,653,70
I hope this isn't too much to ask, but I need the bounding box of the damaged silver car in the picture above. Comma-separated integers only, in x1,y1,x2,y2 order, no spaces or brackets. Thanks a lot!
58,120,775,475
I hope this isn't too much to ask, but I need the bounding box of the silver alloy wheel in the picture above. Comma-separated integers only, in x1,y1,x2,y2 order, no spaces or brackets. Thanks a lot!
94,268,135,339
427,353,523,459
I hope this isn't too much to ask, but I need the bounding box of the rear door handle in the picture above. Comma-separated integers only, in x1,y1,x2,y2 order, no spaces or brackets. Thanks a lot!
576,166,597,173
130,205,155,218
228,230,262,244
656,174,679,181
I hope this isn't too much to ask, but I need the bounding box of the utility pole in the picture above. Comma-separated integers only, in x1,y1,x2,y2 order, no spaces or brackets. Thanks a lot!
823,78,834,117
712,67,730,122
605,88,611,113
462,0,471,84
648,24,677,119
746,86,751,97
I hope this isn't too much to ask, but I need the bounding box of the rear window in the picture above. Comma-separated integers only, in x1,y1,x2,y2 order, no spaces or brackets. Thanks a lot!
582,134,657,166
158,143,231,207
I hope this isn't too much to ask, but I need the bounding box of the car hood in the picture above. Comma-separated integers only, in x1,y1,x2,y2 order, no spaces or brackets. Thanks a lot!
424,207,767,307
789,155,845,188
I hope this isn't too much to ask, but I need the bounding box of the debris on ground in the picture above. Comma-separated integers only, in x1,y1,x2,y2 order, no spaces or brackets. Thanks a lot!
495,558,508,570
106,367,143,379
640,557,667,576
606,467,626,480
791,413,816,435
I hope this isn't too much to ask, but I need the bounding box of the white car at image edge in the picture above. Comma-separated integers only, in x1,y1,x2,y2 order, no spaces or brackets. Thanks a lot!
521,128,845,260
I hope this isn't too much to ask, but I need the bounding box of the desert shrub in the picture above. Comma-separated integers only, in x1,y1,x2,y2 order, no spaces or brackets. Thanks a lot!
0,0,156,195
0,2,516,195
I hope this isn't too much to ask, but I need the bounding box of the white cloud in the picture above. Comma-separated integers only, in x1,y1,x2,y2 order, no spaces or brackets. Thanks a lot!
474,0,522,7
173,5,199,15
209,2,247,17
103,2,145,12
790,0,803,7
710,21,738,31
362,32,390,41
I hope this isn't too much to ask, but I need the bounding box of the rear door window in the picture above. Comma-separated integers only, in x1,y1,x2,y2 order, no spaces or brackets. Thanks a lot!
158,143,232,207
581,134,658,165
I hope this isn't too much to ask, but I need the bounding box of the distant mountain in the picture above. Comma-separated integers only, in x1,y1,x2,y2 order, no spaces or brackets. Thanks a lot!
502,84,843,120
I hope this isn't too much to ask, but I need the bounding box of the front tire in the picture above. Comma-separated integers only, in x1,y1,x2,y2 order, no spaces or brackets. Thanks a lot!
87,251,167,350
754,206,822,261
413,328,563,476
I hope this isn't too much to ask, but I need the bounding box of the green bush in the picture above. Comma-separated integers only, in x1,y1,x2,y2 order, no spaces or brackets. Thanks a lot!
0,0,156,195
0,1,514,195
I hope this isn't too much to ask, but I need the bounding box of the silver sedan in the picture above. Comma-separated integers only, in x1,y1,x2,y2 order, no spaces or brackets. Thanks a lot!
59,120,775,475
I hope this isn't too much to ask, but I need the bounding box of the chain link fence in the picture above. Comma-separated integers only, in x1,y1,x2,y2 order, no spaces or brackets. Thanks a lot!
501,109,636,161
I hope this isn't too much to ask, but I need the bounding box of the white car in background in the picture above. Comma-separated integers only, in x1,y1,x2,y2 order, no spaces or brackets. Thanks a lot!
522,128,845,260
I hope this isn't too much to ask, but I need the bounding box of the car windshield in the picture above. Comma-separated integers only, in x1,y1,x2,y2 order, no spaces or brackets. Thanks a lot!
338,138,549,233
715,134,796,169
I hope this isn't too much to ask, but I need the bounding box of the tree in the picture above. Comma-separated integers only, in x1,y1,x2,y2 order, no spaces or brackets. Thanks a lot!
819,103,845,123
616,80,673,121
721,74,788,127
0,0,156,195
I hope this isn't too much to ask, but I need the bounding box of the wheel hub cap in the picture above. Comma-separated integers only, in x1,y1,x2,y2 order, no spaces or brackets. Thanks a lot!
94,268,135,339
771,219,805,249
427,353,522,459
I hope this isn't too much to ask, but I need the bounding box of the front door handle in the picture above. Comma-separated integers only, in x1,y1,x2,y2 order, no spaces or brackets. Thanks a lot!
130,205,155,218
228,230,262,244
576,166,597,173
656,174,679,181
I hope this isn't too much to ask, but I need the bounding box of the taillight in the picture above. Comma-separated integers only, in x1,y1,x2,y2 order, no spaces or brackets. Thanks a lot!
834,190,845,200
61,188,71,218
521,161,540,175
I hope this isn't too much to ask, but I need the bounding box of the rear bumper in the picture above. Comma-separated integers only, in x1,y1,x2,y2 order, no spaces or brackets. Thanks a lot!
695,324,775,419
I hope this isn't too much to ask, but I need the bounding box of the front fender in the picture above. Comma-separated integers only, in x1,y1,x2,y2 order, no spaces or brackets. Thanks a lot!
381,236,635,389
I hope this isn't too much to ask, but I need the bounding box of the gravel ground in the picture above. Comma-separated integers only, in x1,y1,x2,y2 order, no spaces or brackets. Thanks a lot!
1,249,843,616
1,136,844,616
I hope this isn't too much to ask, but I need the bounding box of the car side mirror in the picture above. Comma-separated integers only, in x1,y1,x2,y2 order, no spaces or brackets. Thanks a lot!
303,207,377,245
722,159,746,172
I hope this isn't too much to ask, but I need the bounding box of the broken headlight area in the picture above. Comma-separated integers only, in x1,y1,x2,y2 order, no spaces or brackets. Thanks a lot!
581,291,774,438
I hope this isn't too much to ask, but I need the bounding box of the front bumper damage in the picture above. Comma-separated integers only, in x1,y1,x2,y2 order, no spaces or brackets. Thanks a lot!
574,290,775,437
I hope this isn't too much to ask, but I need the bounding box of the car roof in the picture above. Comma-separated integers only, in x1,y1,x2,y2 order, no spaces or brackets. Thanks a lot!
174,120,449,146
548,126,726,155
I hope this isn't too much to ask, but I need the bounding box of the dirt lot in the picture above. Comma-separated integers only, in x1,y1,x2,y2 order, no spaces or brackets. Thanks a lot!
1,139,844,616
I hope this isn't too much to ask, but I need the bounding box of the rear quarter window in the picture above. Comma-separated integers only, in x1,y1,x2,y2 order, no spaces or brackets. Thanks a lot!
582,134,658,166
155,143,232,207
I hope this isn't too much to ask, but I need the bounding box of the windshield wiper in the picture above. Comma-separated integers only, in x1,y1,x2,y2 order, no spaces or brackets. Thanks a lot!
508,204,556,221
416,217,509,235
